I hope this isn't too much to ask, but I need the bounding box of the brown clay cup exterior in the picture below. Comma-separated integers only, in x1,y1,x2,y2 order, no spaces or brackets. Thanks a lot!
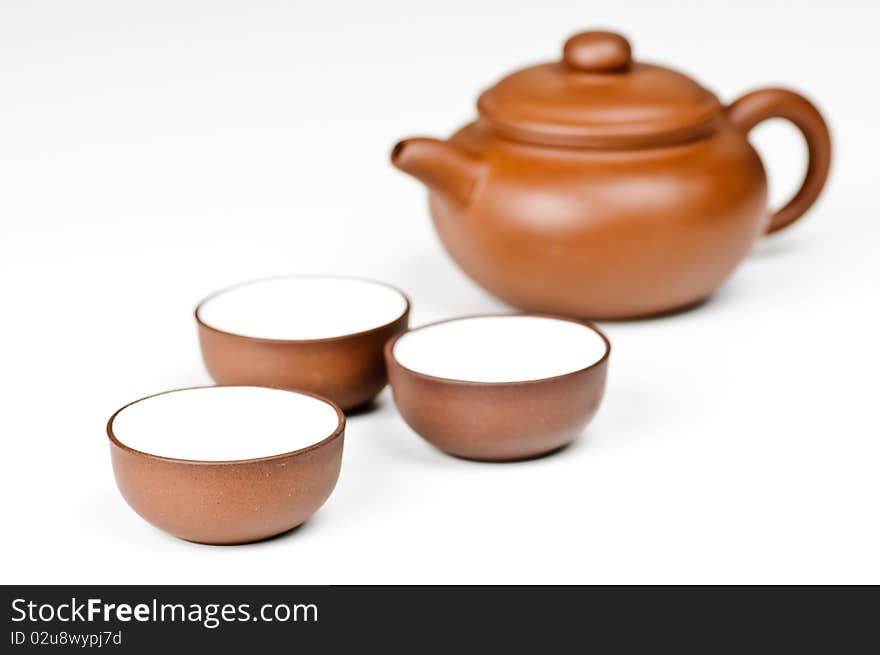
195,277,410,412
384,315,610,462
107,386,345,545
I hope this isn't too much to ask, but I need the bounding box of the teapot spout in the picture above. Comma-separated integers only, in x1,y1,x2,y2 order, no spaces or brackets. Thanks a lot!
391,138,484,206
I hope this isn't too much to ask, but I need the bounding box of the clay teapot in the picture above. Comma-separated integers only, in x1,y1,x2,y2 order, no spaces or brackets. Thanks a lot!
391,30,831,319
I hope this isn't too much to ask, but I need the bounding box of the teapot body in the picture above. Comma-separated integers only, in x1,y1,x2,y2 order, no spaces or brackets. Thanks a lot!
427,119,768,319
393,32,831,319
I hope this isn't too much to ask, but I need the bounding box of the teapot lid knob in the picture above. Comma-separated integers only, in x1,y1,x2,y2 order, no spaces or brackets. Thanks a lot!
563,30,632,72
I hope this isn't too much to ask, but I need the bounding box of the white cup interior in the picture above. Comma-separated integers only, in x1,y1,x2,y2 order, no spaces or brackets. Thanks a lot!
392,315,608,383
110,386,342,461
197,276,408,340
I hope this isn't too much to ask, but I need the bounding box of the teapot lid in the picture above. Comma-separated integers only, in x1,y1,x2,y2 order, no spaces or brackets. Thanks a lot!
476,31,722,148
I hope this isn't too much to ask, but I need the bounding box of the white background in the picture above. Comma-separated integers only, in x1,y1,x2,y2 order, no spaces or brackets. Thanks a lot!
1,0,878,584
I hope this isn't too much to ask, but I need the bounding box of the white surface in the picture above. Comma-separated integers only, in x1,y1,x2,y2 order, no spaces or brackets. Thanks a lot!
1,0,878,585
197,276,408,340
392,316,607,382
110,386,341,461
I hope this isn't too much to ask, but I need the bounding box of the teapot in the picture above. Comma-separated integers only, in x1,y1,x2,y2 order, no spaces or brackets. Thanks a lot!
391,30,831,319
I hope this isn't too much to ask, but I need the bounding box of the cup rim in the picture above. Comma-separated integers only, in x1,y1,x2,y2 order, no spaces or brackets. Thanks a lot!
106,385,346,465
385,312,611,387
194,274,411,344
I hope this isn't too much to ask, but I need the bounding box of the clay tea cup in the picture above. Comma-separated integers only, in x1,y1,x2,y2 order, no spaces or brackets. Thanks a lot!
196,275,410,411
385,314,610,461
107,385,345,544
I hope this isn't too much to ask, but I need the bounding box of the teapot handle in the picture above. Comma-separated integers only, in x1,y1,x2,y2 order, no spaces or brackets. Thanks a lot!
726,88,831,234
